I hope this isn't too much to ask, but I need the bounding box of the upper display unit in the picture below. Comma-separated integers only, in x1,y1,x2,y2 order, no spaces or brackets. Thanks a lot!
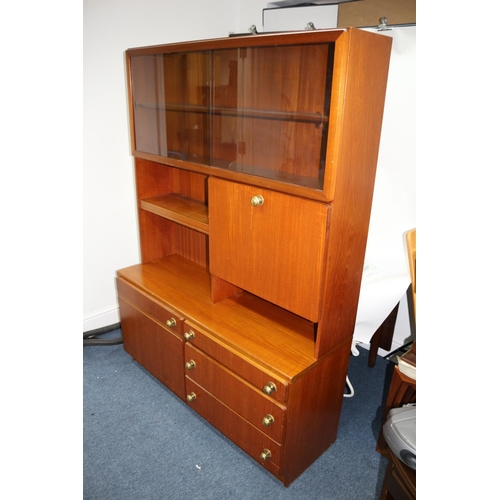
126,29,392,201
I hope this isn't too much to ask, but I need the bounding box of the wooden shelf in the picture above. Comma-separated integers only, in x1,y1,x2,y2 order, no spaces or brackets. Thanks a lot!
136,102,208,114
140,193,209,235
135,102,328,125
212,106,328,125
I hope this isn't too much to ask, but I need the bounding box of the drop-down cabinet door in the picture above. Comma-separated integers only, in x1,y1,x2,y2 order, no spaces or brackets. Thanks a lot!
208,177,330,322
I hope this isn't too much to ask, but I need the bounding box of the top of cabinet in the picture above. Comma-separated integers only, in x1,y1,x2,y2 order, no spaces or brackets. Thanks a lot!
126,28,392,202
126,28,346,55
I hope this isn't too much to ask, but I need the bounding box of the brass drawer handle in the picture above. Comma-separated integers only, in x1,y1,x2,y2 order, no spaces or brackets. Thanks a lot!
260,449,272,461
184,330,195,342
186,392,197,402
262,382,277,395
185,360,196,370
165,318,177,328
262,414,275,426
250,195,264,206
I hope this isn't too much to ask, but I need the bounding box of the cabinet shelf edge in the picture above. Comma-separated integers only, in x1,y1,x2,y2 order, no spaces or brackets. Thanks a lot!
140,193,209,235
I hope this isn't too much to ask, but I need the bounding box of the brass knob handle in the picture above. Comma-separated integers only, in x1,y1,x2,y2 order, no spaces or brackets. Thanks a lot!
184,330,195,342
262,414,275,426
185,360,196,370
260,449,272,461
186,392,197,402
262,382,277,395
250,195,264,206
165,318,177,328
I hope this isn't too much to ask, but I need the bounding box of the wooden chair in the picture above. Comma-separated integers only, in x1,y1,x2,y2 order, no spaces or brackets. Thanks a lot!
377,365,417,500
406,228,416,323
377,229,417,499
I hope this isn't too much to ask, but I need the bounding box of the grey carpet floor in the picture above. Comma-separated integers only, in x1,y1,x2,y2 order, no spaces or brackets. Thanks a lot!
83,329,391,499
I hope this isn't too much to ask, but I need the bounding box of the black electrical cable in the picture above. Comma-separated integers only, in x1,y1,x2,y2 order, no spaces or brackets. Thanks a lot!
83,323,123,346
383,340,414,362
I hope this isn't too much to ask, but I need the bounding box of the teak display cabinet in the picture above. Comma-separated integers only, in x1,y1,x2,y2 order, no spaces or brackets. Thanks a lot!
116,28,392,486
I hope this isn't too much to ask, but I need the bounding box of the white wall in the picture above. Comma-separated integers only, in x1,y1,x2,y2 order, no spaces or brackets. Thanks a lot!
83,0,267,332
356,26,416,351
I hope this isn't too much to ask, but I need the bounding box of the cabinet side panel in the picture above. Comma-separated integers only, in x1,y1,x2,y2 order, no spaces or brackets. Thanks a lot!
316,30,392,356
281,337,352,486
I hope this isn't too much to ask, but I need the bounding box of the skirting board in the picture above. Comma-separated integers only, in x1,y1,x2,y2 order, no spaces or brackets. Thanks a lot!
83,306,120,333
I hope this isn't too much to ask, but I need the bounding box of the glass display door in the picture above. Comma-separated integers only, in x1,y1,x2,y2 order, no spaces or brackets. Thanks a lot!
129,42,334,190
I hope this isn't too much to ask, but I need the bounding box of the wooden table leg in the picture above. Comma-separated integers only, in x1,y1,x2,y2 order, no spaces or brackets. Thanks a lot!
368,302,400,367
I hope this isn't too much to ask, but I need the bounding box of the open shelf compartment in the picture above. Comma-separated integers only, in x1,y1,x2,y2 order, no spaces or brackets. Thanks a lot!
140,193,209,234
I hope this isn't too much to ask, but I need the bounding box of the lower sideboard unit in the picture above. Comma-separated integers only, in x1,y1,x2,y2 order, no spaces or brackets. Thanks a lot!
117,255,352,486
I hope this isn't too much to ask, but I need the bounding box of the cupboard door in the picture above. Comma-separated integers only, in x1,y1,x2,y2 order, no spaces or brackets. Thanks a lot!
208,178,329,322
119,298,185,399
130,51,211,162
116,276,184,338
210,44,333,189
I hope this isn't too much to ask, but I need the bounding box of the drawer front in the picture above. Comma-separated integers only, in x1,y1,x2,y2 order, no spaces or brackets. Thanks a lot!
185,378,282,475
209,178,330,322
117,277,184,337
183,322,288,404
119,298,185,400
185,344,286,443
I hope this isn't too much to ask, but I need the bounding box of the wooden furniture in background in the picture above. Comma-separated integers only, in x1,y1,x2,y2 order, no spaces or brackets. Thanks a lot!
380,447,416,500
377,364,416,455
376,227,416,478
369,227,416,367
338,0,416,28
377,361,416,499
368,302,400,367
117,28,392,486
406,228,416,321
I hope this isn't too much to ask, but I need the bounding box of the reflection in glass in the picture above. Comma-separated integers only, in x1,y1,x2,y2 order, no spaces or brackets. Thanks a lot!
130,43,334,189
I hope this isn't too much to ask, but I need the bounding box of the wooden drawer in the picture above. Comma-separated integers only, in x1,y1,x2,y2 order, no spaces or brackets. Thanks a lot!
116,277,184,337
183,322,288,404
185,378,282,475
185,343,286,443
118,298,185,400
